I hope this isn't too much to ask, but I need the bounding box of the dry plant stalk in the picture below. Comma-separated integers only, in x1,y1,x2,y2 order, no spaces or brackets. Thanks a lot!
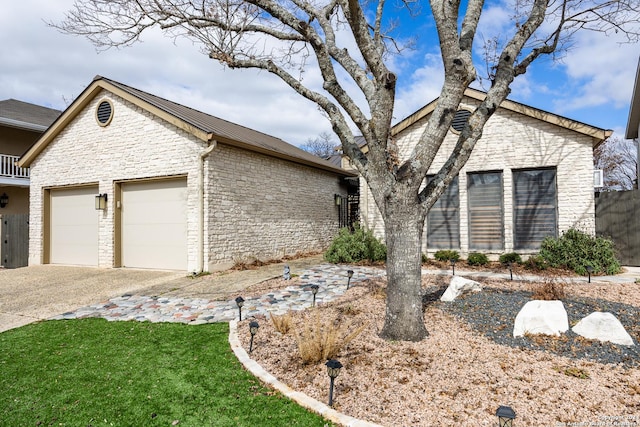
531,278,566,300
293,311,368,364
270,312,293,334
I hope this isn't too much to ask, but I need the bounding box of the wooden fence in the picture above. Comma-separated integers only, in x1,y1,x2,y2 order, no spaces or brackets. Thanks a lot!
1,213,29,269
595,190,640,266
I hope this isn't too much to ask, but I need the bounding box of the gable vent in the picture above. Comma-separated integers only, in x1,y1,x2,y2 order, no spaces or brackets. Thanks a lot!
96,100,113,126
451,109,471,132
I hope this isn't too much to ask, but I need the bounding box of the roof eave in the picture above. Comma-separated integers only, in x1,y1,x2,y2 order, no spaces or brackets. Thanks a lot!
392,88,612,146
625,58,640,140
0,117,48,132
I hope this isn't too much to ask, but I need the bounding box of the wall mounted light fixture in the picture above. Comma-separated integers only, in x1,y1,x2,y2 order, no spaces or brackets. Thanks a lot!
0,193,8,208
95,193,108,210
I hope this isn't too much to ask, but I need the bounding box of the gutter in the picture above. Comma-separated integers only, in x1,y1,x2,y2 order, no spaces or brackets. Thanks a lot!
0,117,49,132
198,139,218,273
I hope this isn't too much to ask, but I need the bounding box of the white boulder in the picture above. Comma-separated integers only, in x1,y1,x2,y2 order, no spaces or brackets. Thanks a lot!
572,312,635,346
440,276,482,302
513,300,569,337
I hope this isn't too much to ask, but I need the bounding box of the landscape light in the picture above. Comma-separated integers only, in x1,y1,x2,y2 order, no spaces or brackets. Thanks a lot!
235,296,245,321
325,359,343,407
496,405,516,427
347,270,354,289
310,284,320,307
507,261,513,281
450,258,457,276
586,265,594,283
249,321,259,353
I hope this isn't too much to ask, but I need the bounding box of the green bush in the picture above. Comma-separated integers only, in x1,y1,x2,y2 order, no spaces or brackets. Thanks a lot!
524,255,548,271
499,252,522,265
539,228,621,276
467,252,489,266
324,225,387,263
433,250,460,262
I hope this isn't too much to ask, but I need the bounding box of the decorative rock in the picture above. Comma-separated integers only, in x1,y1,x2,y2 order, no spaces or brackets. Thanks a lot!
513,300,569,337
572,312,635,346
440,276,482,302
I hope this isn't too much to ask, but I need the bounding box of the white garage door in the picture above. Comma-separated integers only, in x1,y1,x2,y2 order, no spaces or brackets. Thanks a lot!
121,179,187,270
50,186,99,266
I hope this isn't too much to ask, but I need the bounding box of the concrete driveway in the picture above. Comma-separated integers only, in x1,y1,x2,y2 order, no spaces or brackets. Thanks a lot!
0,255,325,333
0,266,185,332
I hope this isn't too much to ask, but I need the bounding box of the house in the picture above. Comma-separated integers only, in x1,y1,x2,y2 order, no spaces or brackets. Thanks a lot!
1,99,61,268
18,76,355,272
358,88,611,259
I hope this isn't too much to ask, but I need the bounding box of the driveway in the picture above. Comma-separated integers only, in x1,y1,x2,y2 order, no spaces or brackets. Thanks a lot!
0,255,325,333
0,266,184,332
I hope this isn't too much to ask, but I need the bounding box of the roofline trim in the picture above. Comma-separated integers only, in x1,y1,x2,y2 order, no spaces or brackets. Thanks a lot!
625,57,640,139
392,88,612,145
18,77,354,176
0,117,48,132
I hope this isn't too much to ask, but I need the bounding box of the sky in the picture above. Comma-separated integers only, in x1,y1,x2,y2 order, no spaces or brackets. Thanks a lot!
0,0,638,146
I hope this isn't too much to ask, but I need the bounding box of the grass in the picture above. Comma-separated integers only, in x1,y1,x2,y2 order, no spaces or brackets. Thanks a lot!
0,319,331,427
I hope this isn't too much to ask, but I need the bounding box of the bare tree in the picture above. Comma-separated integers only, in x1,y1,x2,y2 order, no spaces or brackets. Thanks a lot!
54,0,640,341
300,131,337,158
594,137,638,191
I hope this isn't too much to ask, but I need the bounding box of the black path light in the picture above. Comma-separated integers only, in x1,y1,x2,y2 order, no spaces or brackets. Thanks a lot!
507,261,513,281
310,284,320,307
496,405,516,427
283,265,291,280
586,265,594,283
249,320,259,353
235,296,245,321
450,258,457,276
346,270,354,289
325,359,343,407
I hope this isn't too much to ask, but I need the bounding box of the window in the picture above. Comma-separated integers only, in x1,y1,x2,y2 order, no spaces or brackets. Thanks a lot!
468,172,503,250
513,168,557,250
427,176,460,249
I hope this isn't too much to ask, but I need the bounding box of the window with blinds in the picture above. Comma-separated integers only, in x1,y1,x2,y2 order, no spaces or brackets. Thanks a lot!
468,172,504,250
427,176,460,249
513,168,558,250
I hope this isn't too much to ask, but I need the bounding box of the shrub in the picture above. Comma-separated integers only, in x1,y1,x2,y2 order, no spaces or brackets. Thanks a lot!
531,279,566,300
324,225,387,264
524,255,547,271
499,252,522,265
434,250,460,262
270,312,293,335
293,312,367,364
467,252,489,266
539,228,621,276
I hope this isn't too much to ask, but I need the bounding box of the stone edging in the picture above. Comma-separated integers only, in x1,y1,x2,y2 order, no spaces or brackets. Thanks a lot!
228,320,382,427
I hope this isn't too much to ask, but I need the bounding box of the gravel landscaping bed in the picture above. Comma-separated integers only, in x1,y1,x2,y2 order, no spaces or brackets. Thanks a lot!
238,274,640,426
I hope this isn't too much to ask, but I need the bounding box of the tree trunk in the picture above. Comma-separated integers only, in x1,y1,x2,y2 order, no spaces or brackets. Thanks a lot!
379,203,428,341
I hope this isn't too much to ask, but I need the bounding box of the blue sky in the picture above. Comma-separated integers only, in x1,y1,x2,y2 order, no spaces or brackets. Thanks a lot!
0,0,637,145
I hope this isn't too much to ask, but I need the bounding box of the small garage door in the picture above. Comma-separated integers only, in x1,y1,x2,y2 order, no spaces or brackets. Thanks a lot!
121,179,187,270
50,186,99,266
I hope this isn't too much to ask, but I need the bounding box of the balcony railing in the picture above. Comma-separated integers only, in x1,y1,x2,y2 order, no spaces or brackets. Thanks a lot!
1,154,29,180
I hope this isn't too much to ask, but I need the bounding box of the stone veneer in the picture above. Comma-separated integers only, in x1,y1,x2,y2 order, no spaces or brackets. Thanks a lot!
360,98,598,258
28,90,345,271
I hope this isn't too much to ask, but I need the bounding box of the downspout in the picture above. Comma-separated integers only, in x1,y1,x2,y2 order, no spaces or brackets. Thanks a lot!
199,139,217,273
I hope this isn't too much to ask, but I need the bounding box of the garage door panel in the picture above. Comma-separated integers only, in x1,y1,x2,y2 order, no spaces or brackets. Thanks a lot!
121,179,187,270
50,187,98,266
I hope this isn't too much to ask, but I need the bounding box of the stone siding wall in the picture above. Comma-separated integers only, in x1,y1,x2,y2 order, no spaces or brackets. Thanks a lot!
361,99,597,258
28,92,203,270
206,143,344,269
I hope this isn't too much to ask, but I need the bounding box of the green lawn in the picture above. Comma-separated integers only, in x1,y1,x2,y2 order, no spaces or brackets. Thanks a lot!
0,319,331,426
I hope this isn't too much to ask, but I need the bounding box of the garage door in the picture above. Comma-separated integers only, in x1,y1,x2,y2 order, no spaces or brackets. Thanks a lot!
50,186,99,266
121,179,187,270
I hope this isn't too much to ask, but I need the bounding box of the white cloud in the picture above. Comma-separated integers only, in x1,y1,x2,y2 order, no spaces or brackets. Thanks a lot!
0,0,332,145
